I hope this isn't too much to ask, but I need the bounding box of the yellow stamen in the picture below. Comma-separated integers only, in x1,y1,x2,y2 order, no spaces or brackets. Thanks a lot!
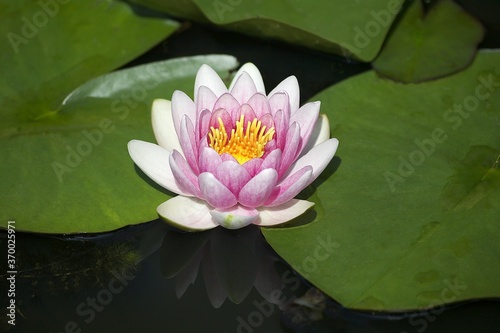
208,115,275,164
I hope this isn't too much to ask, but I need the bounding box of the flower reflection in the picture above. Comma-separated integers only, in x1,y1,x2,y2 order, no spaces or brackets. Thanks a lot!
160,225,286,308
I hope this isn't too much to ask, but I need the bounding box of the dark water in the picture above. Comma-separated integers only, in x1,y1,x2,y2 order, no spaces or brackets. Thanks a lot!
2,221,499,333
2,1,500,332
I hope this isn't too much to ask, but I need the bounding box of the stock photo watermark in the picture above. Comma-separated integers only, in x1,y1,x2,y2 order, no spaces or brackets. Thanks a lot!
7,0,71,54
401,277,468,333
5,221,17,326
51,64,164,182
340,0,404,62
212,0,245,21
384,71,500,192
226,234,339,333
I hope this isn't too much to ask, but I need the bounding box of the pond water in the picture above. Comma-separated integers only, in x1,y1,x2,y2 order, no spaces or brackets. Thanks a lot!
2,221,499,333
2,2,500,332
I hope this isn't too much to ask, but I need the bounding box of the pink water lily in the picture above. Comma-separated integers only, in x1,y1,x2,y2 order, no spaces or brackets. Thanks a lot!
128,63,339,230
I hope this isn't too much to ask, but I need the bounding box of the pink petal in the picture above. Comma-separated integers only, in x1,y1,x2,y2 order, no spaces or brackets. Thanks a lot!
214,160,251,196
263,139,277,157
199,147,222,173
273,110,289,151
199,172,237,208
179,115,200,174
169,150,202,198
210,205,259,229
229,72,258,105
290,101,320,155
260,149,281,172
197,109,212,141
209,108,233,132
157,196,218,231
127,140,190,196
151,99,182,153
238,169,278,208
229,63,265,94
256,199,314,226
265,166,312,207
278,122,301,177
221,153,237,163
258,113,275,132
268,91,290,118
269,75,300,114
235,104,257,130
247,93,271,118
212,93,240,122
196,86,217,116
284,138,339,186
195,64,228,98
242,158,263,177
171,90,195,136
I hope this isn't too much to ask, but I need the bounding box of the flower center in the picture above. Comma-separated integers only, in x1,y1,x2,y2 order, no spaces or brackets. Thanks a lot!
208,115,275,164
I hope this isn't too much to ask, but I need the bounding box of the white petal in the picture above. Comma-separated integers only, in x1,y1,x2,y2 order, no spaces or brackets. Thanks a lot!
229,63,265,94
127,140,190,196
268,76,300,113
157,196,218,231
283,138,339,186
256,199,315,226
195,64,228,97
302,114,331,155
229,72,257,105
171,90,196,136
210,205,259,229
297,113,331,160
151,99,182,153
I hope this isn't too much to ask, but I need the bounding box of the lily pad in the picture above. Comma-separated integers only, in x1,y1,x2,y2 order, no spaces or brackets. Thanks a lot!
0,55,239,233
0,0,179,120
130,0,405,62
263,50,500,311
372,0,484,83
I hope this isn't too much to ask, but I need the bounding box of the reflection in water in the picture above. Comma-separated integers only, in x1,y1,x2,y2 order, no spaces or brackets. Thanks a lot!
0,221,165,332
160,225,286,308
1,222,499,333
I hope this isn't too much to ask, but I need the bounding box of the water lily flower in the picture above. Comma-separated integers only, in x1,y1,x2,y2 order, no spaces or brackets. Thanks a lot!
128,63,339,231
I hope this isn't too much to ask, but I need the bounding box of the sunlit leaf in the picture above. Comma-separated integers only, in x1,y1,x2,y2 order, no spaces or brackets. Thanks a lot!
263,50,500,311
130,0,405,62
372,0,484,82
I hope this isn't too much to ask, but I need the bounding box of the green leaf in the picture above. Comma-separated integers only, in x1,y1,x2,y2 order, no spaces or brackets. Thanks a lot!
1,55,239,233
263,50,500,311
0,0,179,121
372,0,484,83
130,0,405,62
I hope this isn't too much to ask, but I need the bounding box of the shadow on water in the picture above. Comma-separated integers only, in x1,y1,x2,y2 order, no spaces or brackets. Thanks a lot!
2,221,499,333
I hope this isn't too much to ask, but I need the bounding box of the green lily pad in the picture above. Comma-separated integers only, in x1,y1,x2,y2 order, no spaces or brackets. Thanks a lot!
263,50,500,311
0,55,239,233
130,0,405,62
0,0,179,120
372,0,484,83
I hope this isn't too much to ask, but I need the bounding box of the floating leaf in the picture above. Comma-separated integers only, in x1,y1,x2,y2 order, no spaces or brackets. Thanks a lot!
0,0,179,119
130,0,405,62
372,0,484,82
0,55,239,233
263,50,500,311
